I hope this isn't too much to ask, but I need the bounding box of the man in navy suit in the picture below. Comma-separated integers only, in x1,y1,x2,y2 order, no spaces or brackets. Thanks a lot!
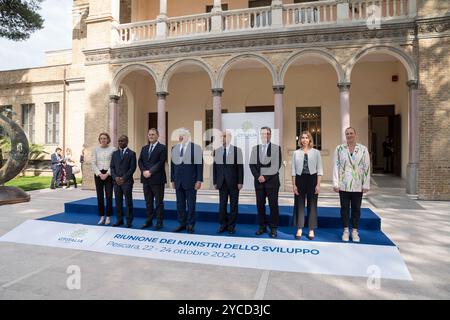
50,147,63,189
213,130,244,234
171,128,203,234
138,128,167,230
111,135,137,228
249,127,282,238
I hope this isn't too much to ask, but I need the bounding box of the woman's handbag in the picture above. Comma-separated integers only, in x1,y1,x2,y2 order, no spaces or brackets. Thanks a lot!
72,165,81,174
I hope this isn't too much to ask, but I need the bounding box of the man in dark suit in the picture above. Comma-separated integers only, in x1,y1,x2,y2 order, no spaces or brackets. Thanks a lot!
213,130,244,234
171,128,203,234
249,127,282,238
111,135,137,228
138,128,167,230
50,147,63,189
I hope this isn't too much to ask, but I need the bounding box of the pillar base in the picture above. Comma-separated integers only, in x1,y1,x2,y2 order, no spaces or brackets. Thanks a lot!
406,163,418,195
0,186,30,205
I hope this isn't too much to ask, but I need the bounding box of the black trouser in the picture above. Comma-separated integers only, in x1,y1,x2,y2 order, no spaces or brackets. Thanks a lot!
114,182,134,224
219,181,239,228
94,171,113,217
143,183,165,225
294,174,318,229
176,187,197,227
339,191,363,229
65,166,77,187
256,185,279,229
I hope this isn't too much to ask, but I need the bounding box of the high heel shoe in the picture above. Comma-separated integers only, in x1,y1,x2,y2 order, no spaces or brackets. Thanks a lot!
295,229,302,240
308,230,315,240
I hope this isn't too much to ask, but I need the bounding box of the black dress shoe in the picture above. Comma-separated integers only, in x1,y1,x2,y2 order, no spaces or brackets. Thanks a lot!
113,220,124,227
173,225,186,232
154,224,163,231
269,228,277,238
255,226,268,236
228,226,236,234
187,225,194,234
141,222,153,229
217,225,227,233
126,223,132,228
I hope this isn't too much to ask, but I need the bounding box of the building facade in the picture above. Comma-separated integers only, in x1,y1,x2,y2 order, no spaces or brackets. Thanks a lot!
0,0,449,200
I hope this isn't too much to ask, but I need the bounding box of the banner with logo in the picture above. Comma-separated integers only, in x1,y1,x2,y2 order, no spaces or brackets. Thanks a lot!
222,112,274,190
0,220,412,280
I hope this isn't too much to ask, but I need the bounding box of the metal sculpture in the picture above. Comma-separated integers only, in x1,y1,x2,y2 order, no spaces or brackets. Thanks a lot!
0,113,31,205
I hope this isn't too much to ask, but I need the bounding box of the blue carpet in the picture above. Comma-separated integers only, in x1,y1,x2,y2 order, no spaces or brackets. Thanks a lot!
64,197,381,230
40,211,394,246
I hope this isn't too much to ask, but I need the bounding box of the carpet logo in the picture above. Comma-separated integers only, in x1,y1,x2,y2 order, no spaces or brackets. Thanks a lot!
58,227,89,244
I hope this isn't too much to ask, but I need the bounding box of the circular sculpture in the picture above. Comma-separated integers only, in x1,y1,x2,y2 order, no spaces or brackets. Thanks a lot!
0,113,31,205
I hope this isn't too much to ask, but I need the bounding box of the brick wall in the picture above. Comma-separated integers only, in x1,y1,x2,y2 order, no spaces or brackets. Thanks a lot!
417,34,450,200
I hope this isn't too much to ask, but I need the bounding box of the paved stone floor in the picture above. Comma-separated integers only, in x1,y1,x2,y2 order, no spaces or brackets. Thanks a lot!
0,177,449,300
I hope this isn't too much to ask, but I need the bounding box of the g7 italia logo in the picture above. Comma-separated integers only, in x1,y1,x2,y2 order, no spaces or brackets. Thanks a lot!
242,121,253,131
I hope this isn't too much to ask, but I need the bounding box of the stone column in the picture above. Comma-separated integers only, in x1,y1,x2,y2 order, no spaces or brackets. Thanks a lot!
336,0,350,22
408,0,417,18
271,0,283,29
157,92,168,145
156,0,168,39
338,82,351,143
109,95,120,147
211,0,223,33
212,88,224,132
406,80,418,194
273,85,285,149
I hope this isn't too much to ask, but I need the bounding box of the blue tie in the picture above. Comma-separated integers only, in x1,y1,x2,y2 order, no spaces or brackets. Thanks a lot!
223,147,226,165
180,144,184,157
148,144,154,158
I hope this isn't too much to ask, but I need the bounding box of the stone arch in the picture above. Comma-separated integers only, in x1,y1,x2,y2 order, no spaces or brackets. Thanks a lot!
346,45,417,82
216,53,278,89
160,58,215,92
111,63,159,94
279,48,345,83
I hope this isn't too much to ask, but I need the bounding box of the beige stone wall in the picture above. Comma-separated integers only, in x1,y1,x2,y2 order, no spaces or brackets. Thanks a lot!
66,80,86,166
417,0,450,17
0,85,64,154
0,65,67,85
81,62,116,188
417,36,450,200
45,50,73,66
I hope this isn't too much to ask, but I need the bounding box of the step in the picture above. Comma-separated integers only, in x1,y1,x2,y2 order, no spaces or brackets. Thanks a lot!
41,212,392,246
65,197,381,230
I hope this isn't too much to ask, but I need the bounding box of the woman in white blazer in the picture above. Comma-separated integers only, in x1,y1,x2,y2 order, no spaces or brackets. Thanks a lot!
291,131,323,240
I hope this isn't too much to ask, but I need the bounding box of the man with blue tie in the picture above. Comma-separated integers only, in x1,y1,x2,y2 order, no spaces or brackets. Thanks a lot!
171,128,203,234
111,135,137,228
249,127,282,238
138,128,167,230
213,130,244,234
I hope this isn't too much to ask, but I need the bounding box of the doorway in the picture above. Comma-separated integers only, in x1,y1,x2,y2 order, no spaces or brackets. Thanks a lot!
368,105,401,176
148,112,168,145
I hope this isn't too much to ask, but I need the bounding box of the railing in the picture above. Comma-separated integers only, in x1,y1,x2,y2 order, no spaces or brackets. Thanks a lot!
223,7,272,32
114,0,415,45
284,1,337,26
117,20,157,44
168,13,212,37
349,0,408,21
